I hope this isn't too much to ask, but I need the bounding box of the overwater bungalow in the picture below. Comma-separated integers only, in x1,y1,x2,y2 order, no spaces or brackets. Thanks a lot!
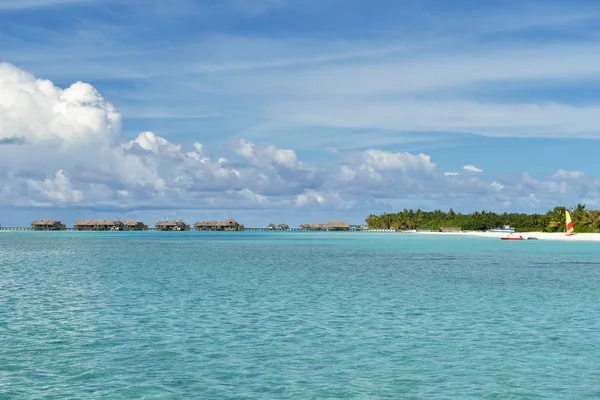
222,218,244,231
194,220,219,231
123,220,148,231
30,219,66,231
266,223,289,230
73,219,125,231
301,221,351,231
194,218,244,231
155,220,190,231
322,221,351,231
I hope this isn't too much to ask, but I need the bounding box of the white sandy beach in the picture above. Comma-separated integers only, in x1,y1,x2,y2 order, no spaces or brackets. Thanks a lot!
413,230,600,242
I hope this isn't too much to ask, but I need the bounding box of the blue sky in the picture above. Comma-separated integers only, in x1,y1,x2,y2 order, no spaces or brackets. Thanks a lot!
1,0,600,227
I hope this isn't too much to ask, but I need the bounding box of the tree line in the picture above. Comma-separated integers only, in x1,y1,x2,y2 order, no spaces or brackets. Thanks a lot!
365,204,600,233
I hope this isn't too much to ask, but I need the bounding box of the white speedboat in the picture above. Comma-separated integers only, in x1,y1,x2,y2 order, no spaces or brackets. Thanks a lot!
487,224,515,233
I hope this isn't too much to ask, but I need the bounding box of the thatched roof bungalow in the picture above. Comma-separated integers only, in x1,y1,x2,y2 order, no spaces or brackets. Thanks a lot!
194,218,244,231
322,221,351,231
123,220,148,231
193,220,219,231
301,221,351,231
266,223,289,230
73,219,125,231
155,220,189,231
31,219,66,231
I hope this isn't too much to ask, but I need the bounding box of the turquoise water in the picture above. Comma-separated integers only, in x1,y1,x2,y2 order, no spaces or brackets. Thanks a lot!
1,232,600,399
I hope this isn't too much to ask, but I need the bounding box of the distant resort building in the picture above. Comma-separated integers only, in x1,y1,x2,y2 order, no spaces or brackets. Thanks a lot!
440,226,462,233
155,220,190,231
123,220,148,231
266,223,289,230
73,219,127,231
300,221,351,231
30,219,66,231
194,218,244,231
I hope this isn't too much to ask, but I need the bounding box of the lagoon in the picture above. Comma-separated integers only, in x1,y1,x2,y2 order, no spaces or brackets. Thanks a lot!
1,231,600,398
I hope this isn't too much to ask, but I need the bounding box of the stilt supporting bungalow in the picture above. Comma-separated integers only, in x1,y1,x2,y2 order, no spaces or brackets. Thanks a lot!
123,220,148,231
155,220,190,231
300,221,351,231
266,223,289,230
194,218,244,231
30,219,66,231
73,219,129,231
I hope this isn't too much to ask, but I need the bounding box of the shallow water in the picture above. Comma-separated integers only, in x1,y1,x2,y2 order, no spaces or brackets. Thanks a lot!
1,232,600,399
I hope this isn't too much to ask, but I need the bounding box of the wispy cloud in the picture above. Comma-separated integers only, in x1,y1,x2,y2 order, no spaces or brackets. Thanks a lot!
464,165,483,173
0,0,101,11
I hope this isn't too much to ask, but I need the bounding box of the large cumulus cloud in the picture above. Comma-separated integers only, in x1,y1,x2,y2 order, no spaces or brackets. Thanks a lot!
0,62,438,212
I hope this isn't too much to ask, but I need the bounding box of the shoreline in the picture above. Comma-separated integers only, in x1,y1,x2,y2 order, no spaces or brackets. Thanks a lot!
411,230,600,242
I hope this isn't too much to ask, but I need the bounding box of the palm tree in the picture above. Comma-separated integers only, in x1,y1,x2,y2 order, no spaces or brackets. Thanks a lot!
572,203,587,225
547,206,566,232
582,210,600,233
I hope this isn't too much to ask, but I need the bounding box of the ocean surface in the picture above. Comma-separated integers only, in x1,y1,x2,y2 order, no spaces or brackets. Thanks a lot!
1,231,600,399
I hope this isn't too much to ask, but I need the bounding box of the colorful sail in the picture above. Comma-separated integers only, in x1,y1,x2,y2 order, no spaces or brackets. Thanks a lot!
565,210,574,235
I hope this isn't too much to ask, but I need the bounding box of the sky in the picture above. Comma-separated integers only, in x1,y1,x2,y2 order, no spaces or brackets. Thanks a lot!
1,0,600,227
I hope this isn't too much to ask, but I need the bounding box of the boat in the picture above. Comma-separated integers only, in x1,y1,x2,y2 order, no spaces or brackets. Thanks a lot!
488,224,515,233
565,210,576,236
500,235,524,241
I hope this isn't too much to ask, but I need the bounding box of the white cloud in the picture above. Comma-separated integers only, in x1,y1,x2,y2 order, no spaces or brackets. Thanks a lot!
26,170,84,204
444,171,459,176
464,165,483,173
360,150,436,173
552,169,584,180
128,131,182,157
0,64,120,146
490,181,504,191
234,139,304,169
295,191,326,206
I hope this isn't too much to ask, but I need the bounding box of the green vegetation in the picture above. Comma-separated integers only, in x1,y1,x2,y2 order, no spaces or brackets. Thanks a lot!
365,204,600,233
